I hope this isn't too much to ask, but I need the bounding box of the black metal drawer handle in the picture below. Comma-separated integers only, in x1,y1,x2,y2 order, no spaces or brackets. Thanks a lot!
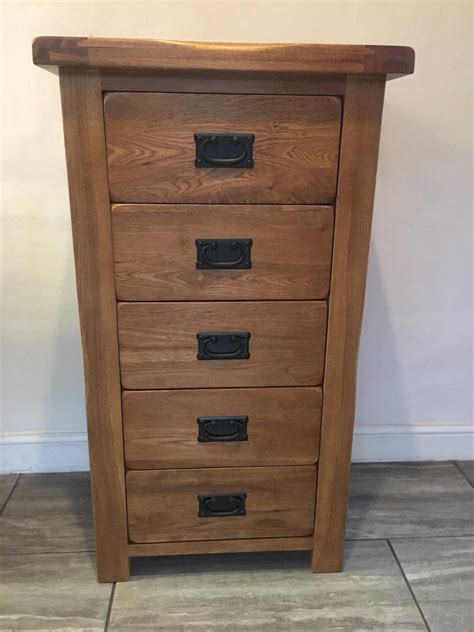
196,239,252,270
197,416,249,442
197,332,250,360
198,493,247,517
195,133,254,168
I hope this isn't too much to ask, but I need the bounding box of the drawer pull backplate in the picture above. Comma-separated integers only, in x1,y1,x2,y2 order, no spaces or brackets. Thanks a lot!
196,239,252,270
198,493,247,517
197,332,250,360
197,415,249,442
195,133,254,168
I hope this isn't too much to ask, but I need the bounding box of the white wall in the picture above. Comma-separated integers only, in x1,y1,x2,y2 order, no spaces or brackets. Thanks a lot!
1,0,472,472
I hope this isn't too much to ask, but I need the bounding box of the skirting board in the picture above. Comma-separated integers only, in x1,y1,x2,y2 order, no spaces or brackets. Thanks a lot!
0,425,473,473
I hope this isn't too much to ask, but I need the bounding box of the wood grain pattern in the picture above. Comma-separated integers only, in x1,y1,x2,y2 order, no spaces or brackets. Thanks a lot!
35,34,415,578
101,70,347,95
117,301,327,389
104,93,341,204
112,204,334,301
58,69,129,582
33,37,415,77
123,387,322,469
128,536,313,557
311,76,386,573
127,466,317,543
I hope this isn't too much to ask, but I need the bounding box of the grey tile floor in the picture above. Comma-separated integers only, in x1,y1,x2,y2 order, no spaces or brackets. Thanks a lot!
0,462,473,631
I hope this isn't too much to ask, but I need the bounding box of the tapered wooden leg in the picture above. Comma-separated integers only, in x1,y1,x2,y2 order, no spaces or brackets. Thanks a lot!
311,76,386,573
310,547,343,573
96,550,130,583
60,68,130,583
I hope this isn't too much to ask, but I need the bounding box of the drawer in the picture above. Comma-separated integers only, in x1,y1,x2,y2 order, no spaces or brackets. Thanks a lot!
127,465,317,543
123,387,322,469
112,204,333,301
117,301,327,389
104,93,341,204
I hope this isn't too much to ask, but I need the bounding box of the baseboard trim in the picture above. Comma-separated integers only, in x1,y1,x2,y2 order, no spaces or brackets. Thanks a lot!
352,423,474,462
0,432,89,473
1,425,473,473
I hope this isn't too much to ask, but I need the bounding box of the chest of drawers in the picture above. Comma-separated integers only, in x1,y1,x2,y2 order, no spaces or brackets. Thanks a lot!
33,37,414,582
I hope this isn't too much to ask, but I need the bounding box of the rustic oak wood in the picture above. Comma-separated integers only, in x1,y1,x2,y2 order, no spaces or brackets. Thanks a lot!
112,204,333,301
58,69,129,582
128,537,313,557
35,36,414,579
311,76,386,572
117,301,327,389
104,93,341,204
33,37,415,77
101,70,347,95
123,387,322,469
127,465,317,543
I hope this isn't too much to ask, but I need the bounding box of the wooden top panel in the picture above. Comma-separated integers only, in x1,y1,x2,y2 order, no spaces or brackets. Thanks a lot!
33,37,414,77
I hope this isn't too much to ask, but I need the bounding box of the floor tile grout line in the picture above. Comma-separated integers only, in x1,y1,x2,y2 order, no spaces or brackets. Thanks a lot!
0,550,96,556
104,582,116,631
345,534,474,542
0,473,21,515
452,460,474,488
387,539,432,632
2,534,474,557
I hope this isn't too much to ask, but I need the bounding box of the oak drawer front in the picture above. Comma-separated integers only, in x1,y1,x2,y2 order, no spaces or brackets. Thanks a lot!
112,204,333,301
104,93,341,204
127,465,316,543
117,301,327,389
123,387,322,469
